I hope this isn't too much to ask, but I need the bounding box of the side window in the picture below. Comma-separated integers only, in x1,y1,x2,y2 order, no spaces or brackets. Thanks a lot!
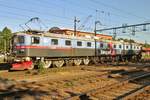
31,36,40,44
87,42,91,47
114,44,116,48
126,45,129,49
119,45,122,49
51,39,58,45
18,36,25,43
65,40,71,46
77,41,82,46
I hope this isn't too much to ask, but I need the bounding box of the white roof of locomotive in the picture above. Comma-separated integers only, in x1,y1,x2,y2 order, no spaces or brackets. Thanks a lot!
15,32,111,42
15,32,141,45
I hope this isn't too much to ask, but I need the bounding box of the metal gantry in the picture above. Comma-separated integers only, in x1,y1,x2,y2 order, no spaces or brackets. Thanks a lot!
95,22,150,39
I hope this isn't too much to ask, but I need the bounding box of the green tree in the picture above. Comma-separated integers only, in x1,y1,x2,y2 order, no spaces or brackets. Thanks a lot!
143,43,150,48
0,31,3,52
0,27,12,53
117,38,135,43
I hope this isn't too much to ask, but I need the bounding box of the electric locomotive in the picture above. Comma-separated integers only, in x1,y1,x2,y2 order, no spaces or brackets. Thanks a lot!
11,31,142,70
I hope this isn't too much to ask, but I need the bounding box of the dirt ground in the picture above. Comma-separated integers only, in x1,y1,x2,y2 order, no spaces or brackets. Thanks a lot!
0,64,149,100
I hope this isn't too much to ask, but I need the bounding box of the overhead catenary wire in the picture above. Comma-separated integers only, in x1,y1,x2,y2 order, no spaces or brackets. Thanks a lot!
0,9,73,31
61,0,128,29
0,0,148,23
89,0,149,21
0,9,73,25
0,1,75,25
0,0,149,34
0,3,73,21
61,0,145,31
0,1,93,31
4,0,99,31
62,0,144,22
5,0,90,18
0,0,135,32
35,0,89,16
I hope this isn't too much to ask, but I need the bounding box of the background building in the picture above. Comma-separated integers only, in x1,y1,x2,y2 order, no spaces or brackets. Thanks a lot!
49,28,113,40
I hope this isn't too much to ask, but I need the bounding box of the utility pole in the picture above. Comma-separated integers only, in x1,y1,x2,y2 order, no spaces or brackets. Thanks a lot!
94,21,97,57
94,21,101,56
74,16,80,36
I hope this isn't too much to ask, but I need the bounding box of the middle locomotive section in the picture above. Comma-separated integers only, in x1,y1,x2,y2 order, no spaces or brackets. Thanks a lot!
11,31,142,70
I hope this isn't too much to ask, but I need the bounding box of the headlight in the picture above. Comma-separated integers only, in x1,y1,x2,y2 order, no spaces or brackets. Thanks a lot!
25,57,30,61
18,49,25,54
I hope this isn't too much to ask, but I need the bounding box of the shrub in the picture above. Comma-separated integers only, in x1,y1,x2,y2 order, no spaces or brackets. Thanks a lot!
37,61,45,74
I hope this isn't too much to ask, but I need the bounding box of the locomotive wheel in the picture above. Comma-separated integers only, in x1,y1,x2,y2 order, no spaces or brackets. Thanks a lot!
99,57,103,64
43,61,52,68
53,60,64,68
83,58,90,65
74,59,82,66
92,57,99,64
65,60,73,66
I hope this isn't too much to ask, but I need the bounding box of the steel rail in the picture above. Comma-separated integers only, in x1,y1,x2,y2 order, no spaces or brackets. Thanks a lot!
64,72,150,100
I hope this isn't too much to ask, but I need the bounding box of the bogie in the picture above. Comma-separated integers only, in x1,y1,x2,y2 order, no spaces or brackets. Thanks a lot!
43,61,52,68
74,59,82,66
83,58,90,65
53,60,64,68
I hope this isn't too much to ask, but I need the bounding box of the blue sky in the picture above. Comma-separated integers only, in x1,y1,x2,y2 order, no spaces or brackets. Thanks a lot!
0,0,150,43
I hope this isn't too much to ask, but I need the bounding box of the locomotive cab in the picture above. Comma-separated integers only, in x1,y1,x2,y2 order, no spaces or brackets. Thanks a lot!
13,35,25,55
11,34,33,70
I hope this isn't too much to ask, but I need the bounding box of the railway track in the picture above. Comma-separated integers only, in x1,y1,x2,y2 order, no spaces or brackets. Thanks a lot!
64,71,150,100
0,69,109,99
0,64,149,99
129,86,150,99
0,67,130,99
